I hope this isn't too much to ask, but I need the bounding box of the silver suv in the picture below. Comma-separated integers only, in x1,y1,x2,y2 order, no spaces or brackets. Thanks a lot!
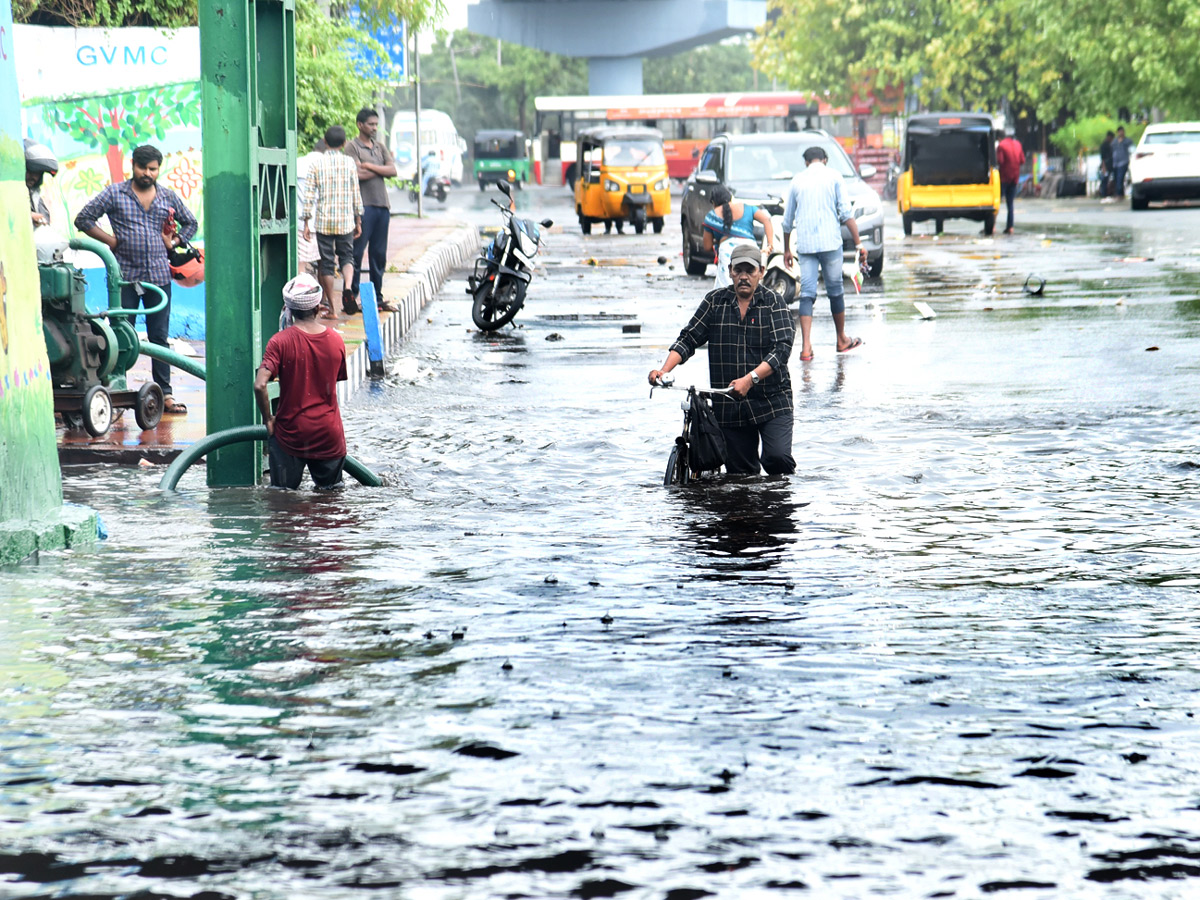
680,130,885,278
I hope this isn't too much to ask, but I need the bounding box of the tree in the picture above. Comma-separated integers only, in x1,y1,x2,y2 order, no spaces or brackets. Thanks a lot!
754,0,1200,127
407,30,586,140
39,83,199,184
643,40,757,94
296,0,387,149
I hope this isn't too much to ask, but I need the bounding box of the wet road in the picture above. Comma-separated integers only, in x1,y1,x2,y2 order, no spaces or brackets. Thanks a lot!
3,186,1200,899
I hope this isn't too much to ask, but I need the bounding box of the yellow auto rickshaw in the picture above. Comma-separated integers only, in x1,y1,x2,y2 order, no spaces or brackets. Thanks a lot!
574,126,671,235
898,113,1000,236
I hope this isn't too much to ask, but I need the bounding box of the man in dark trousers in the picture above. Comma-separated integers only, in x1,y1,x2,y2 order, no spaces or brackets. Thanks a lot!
254,274,349,489
996,129,1026,235
1111,125,1134,201
75,143,198,414
1099,130,1115,200
648,243,796,476
345,107,397,311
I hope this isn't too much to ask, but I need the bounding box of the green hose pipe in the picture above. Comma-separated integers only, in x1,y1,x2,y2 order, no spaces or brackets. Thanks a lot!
92,282,168,318
159,425,383,491
138,340,207,381
69,235,122,310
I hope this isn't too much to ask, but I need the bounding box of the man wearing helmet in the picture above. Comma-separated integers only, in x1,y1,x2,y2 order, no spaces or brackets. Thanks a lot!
253,274,349,489
75,143,198,415
24,138,59,228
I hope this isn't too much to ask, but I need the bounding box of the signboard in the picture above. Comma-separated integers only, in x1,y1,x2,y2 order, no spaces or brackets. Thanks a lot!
12,24,199,100
347,5,405,83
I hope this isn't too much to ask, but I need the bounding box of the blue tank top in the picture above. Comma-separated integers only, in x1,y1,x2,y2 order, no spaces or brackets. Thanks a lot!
703,203,757,242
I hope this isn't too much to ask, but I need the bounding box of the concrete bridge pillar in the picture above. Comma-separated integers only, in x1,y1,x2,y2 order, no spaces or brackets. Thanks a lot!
588,57,642,96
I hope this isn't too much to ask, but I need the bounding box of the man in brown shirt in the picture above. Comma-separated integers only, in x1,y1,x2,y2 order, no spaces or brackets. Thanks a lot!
344,107,397,311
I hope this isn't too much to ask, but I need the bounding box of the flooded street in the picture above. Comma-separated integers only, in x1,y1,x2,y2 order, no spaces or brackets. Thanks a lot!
4,188,1200,899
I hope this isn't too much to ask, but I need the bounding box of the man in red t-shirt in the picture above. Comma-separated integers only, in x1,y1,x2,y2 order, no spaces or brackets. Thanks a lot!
253,274,349,489
996,129,1026,235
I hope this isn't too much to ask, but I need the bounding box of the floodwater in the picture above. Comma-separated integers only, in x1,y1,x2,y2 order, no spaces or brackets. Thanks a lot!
4,195,1200,899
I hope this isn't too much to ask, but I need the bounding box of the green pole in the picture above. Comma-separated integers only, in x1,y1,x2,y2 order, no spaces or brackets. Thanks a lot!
200,0,297,486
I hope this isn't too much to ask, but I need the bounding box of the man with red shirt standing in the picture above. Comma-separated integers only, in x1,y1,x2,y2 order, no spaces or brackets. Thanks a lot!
996,129,1026,235
253,275,349,489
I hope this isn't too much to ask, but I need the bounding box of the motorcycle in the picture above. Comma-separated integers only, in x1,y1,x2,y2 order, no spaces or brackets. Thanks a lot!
467,180,554,331
410,152,450,203
760,201,800,304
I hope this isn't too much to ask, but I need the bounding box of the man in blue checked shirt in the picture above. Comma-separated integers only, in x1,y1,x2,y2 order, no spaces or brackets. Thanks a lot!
782,146,867,361
649,243,796,476
75,144,198,414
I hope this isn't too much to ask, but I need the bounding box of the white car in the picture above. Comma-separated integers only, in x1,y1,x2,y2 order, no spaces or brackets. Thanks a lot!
1129,122,1200,210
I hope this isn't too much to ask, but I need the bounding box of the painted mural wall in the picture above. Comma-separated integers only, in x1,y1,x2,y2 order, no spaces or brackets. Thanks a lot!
0,1,66,527
14,24,206,338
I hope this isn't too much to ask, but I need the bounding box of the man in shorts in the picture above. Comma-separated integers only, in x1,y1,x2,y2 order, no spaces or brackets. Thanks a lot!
253,275,349,489
300,125,363,318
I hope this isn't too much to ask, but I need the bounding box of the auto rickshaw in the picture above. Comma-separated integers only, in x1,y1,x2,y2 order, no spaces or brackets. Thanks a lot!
474,129,530,190
574,126,671,235
898,113,1000,236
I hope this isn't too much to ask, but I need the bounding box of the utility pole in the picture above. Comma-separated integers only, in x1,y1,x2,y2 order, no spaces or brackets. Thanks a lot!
413,24,422,219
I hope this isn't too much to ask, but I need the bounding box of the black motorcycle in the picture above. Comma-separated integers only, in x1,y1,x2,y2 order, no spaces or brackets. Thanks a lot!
467,181,553,331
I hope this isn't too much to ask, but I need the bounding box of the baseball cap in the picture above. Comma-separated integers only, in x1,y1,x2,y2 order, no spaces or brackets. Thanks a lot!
729,243,763,269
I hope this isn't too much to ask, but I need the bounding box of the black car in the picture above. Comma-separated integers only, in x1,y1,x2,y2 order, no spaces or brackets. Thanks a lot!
680,130,885,278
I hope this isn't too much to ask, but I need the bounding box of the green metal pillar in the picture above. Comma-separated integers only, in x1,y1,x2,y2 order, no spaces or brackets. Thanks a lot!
200,0,297,486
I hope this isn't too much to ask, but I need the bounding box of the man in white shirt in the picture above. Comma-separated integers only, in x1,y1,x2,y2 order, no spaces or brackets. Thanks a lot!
782,146,868,360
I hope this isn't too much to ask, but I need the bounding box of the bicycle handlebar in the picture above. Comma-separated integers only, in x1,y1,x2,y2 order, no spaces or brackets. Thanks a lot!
650,377,735,399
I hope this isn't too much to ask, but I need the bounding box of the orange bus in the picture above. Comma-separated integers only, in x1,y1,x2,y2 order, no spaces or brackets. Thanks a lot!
534,91,827,187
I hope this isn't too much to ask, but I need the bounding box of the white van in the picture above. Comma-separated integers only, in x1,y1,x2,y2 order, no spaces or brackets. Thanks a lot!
389,108,466,185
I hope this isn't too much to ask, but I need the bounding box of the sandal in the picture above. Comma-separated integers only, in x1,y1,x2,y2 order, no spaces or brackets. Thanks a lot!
163,397,187,414
319,308,338,320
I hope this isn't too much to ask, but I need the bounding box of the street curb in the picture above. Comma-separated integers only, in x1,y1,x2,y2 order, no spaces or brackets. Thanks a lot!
338,223,480,404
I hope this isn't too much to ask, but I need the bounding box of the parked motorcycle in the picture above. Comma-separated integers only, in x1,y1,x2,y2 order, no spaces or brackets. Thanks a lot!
467,180,553,330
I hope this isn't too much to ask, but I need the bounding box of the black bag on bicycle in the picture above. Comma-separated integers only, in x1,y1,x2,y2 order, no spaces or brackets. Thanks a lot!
688,395,726,472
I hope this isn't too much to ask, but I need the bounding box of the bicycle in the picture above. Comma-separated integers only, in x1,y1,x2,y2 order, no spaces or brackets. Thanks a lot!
650,374,734,486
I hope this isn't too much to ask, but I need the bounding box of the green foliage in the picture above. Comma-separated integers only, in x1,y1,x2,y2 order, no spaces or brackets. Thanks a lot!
643,41,757,94
16,0,195,26
408,29,586,141
296,0,387,150
1050,117,1146,157
755,0,1200,127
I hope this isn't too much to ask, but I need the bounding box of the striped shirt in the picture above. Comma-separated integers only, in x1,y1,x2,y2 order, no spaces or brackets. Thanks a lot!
670,284,794,426
300,150,364,236
781,161,851,255
74,180,198,286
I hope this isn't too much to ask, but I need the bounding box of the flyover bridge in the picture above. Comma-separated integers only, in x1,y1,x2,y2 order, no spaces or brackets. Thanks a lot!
467,0,767,95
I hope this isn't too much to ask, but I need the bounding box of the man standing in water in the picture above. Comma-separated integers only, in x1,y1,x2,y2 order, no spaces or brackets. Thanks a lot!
254,275,348,489
75,143,198,414
648,244,795,476
782,145,867,361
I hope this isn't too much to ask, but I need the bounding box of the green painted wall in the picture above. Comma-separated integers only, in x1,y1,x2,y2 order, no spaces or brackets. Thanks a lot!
0,0,96,565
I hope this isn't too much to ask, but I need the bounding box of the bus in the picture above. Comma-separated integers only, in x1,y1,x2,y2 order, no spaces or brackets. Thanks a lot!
533,90,903,188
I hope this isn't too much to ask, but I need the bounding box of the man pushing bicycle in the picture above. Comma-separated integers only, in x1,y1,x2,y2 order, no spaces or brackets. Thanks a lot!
649,243,796,475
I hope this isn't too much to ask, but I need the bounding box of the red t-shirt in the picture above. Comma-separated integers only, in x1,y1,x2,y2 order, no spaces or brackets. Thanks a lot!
260,326,348,459
997,137,1026,184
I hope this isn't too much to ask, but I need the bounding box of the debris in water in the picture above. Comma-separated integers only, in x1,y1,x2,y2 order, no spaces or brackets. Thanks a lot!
546,333,564,342
1146,346,1159,352
545,575,558,584
601,612,614,625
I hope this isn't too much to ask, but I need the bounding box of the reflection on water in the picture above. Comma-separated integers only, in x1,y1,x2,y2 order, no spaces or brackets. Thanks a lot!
3,219,1200,898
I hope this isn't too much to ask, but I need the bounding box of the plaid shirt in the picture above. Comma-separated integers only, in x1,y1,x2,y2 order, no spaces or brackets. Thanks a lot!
670,284,794,426
300,150,363,235
74,180,198,286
